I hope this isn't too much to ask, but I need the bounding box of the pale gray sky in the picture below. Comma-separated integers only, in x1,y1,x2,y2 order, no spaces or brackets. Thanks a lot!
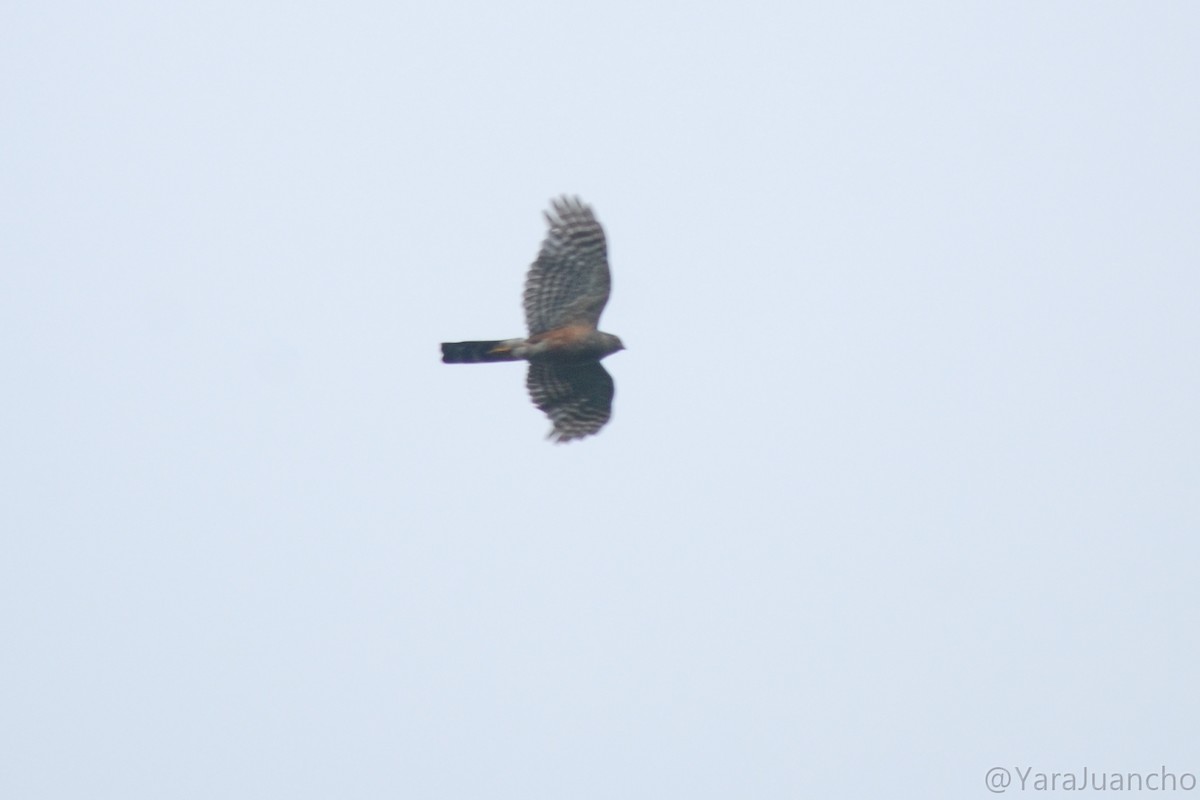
3,2,1198,798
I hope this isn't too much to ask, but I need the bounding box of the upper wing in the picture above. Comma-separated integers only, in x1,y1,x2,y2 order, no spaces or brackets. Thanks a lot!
526,361,615,443
523,196,611,335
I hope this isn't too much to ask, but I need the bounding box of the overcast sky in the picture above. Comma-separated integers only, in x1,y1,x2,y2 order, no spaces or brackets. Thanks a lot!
3,2,1198,798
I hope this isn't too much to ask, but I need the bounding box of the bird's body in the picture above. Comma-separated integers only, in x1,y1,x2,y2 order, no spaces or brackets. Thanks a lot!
441,328,623,365
441,197,624,442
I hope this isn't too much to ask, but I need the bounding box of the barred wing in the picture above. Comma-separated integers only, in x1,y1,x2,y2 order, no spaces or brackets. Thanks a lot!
526,361,615,443
523,196,610,336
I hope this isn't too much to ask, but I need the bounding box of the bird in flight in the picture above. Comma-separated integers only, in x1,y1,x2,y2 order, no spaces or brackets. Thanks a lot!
441,196,624,442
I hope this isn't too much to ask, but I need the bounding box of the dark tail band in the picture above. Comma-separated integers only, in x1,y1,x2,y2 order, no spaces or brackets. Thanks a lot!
441,340,521,364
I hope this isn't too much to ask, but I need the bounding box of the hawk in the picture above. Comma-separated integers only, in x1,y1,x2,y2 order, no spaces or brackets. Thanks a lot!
441,196,624,442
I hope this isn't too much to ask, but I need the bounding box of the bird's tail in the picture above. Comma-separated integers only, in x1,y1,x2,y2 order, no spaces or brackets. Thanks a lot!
441,340,522,364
